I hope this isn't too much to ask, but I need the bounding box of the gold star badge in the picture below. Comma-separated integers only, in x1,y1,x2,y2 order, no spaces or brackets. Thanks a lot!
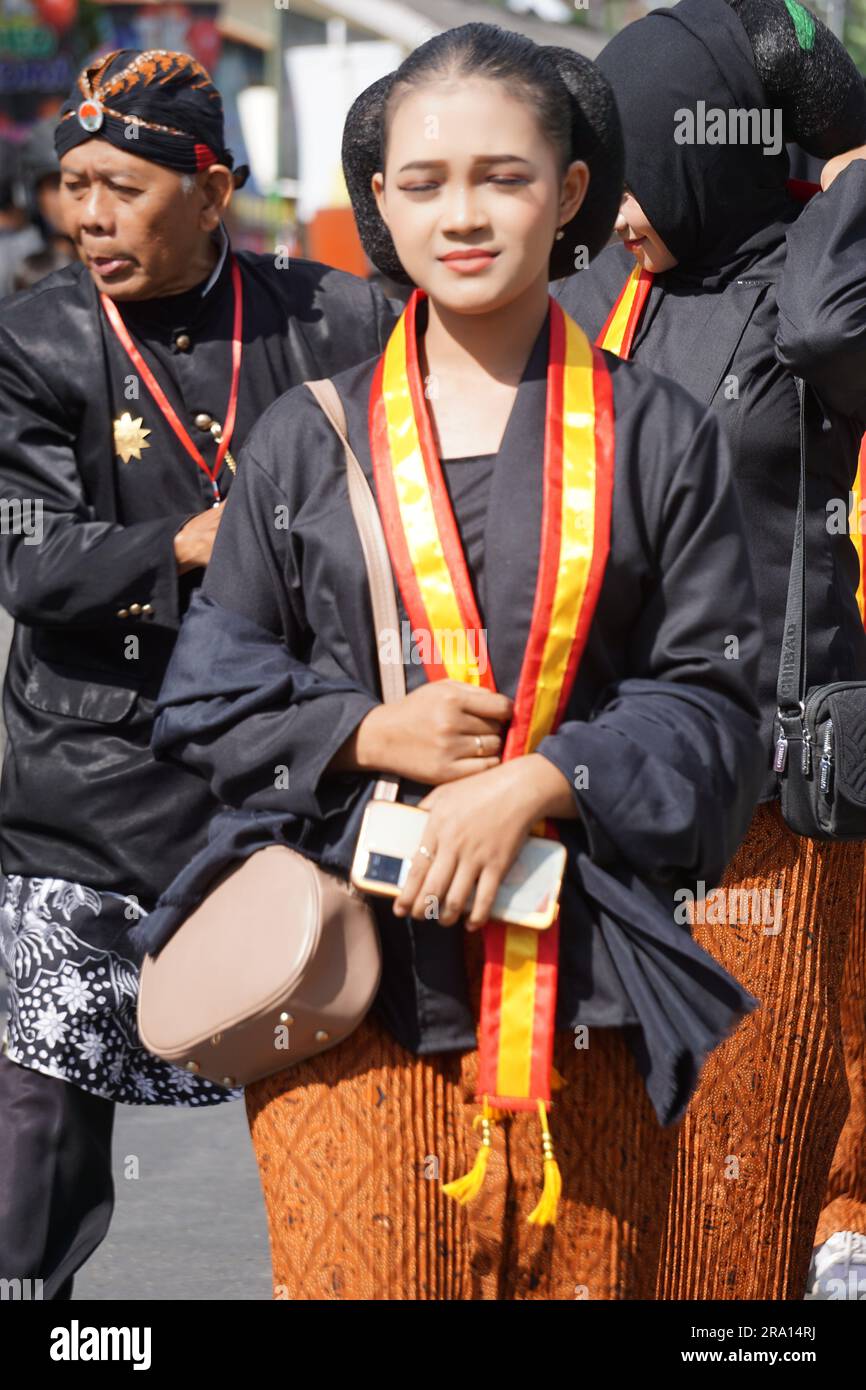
114,413,152,463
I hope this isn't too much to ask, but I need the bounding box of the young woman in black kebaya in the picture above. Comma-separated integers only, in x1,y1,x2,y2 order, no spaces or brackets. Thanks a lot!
139,24,765,1300
557,0,866,1299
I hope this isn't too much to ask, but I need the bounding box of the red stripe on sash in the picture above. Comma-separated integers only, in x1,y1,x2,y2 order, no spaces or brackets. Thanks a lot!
554,344,616,726
504,304,566,758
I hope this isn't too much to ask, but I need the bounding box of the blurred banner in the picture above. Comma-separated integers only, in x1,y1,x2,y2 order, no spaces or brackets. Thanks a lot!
237,83,276,192
0,2,226,138
285,38,401,272
0,0,82,134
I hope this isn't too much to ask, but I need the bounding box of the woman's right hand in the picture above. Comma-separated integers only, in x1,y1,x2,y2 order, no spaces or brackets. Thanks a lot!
336,680,513,784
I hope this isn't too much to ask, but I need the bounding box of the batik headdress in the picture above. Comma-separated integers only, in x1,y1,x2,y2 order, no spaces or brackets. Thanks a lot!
55,48,249,184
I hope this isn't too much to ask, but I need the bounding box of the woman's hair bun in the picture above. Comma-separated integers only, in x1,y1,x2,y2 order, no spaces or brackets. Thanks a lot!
341,73,405,284
542,47,625,276
727,0,866,156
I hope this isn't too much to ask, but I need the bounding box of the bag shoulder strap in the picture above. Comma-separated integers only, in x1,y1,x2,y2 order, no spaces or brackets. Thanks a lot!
304,377,402,802
776,376,807,714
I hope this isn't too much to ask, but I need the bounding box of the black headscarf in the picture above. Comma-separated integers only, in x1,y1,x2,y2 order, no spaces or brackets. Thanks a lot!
598,0,795,285
598,0,866,287
54,48,248,185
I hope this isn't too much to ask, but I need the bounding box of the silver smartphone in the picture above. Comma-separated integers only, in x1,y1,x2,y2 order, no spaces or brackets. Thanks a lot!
351,800,567,930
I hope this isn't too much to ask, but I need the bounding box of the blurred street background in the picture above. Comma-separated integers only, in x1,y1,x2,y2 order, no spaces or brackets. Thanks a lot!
0,1,861,280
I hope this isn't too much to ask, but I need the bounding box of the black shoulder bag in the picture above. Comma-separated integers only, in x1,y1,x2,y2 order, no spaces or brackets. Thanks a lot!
773,377,866,840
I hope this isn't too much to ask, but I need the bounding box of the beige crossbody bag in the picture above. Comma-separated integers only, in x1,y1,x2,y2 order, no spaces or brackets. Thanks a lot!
137,379,403,1088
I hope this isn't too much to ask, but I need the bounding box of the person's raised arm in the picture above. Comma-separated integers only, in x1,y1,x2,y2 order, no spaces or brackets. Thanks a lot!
775,155,866,421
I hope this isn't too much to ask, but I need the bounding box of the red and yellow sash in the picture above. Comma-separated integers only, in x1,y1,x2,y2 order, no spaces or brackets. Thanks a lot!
369,289,614,1221
597,261,653,359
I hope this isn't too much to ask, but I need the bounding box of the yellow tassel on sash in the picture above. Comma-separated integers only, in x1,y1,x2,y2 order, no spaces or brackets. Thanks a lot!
441,1097,497,1205
526,1099,562,1226
442,1095,563,1225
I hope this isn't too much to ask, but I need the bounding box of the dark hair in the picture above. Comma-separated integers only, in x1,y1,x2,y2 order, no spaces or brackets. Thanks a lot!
383,24,573,174
342,22,624,286
727,0,866,155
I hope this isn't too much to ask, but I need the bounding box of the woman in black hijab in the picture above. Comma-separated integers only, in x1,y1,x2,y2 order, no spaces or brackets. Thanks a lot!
557,0,866,1300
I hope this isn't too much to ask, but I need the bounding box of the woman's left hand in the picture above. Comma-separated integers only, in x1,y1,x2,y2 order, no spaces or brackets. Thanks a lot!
821,144,866,191
393,754,576,928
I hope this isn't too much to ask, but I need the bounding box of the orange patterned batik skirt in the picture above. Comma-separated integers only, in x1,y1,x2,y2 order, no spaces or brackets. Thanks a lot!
245,920,679,1301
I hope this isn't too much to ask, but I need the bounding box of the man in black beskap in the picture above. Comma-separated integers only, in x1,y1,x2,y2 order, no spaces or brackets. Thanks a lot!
0,48,396,1299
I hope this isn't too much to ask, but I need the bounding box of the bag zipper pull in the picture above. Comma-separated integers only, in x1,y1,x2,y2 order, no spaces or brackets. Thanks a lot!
801,724,812,776
774,729,788,773
819,722,834,795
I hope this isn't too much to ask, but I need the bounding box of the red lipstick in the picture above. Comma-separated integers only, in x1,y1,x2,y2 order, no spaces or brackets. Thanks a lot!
438,248,499,275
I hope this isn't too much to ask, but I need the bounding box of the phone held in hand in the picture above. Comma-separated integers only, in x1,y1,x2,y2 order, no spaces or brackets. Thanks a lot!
351,800,567,929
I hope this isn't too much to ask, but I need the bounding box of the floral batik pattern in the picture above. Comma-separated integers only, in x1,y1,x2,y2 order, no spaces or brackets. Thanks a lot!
0,873,241,1106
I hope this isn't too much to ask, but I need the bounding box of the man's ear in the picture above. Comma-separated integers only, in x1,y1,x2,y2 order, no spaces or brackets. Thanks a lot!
200,164,234,230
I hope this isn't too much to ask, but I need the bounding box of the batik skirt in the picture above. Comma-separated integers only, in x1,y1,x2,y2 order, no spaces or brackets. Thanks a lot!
0,871,240,1107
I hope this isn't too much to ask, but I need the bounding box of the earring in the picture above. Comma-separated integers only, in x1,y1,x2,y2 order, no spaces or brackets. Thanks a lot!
555,228,565,241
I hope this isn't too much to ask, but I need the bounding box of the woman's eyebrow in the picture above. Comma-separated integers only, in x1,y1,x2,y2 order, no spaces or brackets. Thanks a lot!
397,154,532,173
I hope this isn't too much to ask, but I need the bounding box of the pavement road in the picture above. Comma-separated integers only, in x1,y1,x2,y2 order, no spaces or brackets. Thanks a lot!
1,975,273,1302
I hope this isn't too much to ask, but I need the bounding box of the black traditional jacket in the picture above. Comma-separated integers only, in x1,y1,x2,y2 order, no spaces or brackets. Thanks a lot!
141,308,767,1124
0,237,396,908
556,162,866,798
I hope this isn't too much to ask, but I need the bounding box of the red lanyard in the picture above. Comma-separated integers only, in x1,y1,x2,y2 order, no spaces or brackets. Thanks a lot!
101,257,244,503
